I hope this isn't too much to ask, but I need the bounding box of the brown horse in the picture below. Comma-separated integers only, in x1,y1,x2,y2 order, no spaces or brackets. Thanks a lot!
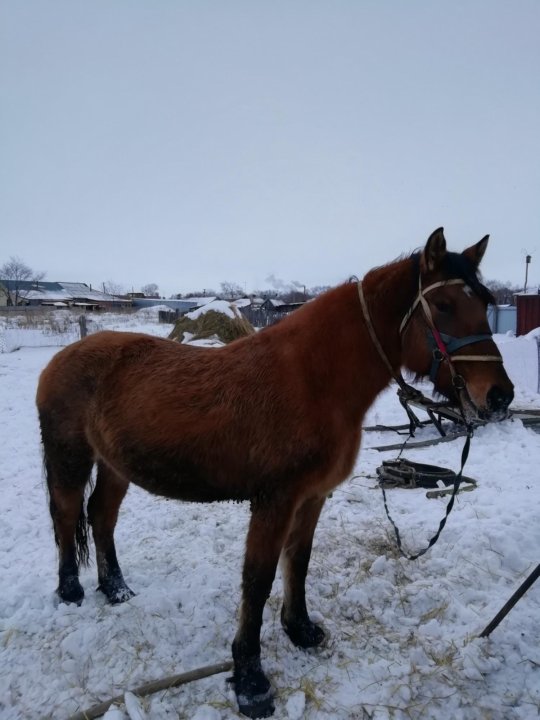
37,229,513,718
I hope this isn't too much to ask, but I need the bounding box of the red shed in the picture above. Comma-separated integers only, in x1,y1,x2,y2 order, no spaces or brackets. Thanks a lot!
516,293,540,336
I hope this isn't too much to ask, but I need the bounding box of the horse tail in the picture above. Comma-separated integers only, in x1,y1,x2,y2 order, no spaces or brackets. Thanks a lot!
44,464,92,566
40,408,95,568
74,497,92,567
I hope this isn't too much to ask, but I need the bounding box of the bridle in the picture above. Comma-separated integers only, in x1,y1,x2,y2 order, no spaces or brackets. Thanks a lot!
358,273,504,561
400,276,503,389
357,275,503,407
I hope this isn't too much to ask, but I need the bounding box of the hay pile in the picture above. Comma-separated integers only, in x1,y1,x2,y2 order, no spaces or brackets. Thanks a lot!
168,300,255,345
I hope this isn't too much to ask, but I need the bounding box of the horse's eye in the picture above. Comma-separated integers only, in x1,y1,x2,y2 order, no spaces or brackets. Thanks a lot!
434,301,451,313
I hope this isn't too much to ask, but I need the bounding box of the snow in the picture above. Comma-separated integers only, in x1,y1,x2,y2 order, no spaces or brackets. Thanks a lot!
1,319,540,719
186,300,239,321
495,334,539,404
231,298,252,309
181,296,217,308
0,310,172,354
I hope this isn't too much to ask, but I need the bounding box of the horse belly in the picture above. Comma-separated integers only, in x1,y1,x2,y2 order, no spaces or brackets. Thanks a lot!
132,472,249,503
113,447,250,503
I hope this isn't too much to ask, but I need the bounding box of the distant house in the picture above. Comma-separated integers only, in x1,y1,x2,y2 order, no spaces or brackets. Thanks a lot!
237,297,306,328
233,296,265,310
0,279,131,309
0,280,71,307
515,289,540,336
260,298,305,314
59,283,132,309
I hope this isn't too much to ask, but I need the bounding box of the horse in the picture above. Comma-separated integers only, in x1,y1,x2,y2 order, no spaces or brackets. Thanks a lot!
36,228,513,718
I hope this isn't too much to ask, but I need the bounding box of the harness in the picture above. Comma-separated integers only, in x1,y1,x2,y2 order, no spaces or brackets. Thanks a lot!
357,273,502,561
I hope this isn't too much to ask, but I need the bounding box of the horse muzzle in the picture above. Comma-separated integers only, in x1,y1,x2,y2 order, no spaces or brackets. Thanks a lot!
476,384,515,422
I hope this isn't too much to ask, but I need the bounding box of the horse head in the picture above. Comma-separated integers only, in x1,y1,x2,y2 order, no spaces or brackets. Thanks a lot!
401,228,514,421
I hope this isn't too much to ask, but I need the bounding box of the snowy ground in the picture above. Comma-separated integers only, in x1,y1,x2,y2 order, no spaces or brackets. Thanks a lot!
1,317,539,720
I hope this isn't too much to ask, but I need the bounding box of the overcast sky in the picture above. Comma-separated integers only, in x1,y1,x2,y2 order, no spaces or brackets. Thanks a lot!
1,1,539,297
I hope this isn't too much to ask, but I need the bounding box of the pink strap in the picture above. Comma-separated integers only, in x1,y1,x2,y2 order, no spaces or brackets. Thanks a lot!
431,325,449,357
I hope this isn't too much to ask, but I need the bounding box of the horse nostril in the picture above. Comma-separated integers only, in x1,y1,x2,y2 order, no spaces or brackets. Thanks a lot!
486,385,513,412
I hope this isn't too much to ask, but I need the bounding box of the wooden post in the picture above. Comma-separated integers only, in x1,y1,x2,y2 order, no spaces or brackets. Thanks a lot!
78,315,87,339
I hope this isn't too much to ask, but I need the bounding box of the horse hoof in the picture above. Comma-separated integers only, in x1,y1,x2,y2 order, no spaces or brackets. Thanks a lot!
232,661,275,718
58,577,84,606
109,587,136,605
282,614,326,649
237,689,275,718
98,580,136,605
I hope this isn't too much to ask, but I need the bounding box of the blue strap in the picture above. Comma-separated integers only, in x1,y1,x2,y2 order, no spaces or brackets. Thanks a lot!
428,332,493,382
439,332,493,354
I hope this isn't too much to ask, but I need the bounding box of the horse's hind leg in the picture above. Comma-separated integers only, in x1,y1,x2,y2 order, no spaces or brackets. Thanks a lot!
280,496,326,648
87,462,134,604
44,441,94,605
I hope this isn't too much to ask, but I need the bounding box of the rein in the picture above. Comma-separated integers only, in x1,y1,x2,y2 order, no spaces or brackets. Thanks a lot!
356,275,497,560
380,427,473,560
357,283,424,403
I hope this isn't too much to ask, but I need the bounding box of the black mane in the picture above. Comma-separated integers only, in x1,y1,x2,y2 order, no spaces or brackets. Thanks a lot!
411,250,495,305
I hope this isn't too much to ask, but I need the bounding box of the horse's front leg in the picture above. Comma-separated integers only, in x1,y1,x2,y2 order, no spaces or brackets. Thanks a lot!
280,495,327,648
232,501,293,719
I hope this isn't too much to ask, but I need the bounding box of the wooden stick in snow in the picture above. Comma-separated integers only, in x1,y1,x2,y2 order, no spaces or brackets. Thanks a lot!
65,660,234,720
480,563,540,638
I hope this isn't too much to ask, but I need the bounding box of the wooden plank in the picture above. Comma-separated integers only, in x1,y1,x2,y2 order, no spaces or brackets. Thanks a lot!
370,430,469,452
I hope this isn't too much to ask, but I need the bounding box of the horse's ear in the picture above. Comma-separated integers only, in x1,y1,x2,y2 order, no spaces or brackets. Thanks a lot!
421,227,447,272
462,235,489,268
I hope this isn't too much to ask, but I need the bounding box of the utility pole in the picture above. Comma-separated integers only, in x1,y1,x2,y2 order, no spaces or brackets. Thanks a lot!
524,254,532,293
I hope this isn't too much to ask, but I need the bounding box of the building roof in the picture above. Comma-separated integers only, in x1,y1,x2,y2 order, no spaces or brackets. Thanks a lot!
180,296,217,307
0,279,127,304
0,279,64,292
0,279,72,302
58,282,120,302
515,287,539,296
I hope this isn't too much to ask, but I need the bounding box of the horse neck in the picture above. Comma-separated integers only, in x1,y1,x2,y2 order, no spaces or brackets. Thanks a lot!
277,256,418,420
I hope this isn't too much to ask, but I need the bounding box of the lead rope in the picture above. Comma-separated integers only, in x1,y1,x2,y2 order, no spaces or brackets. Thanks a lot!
380,424,473,560
357,279,475,560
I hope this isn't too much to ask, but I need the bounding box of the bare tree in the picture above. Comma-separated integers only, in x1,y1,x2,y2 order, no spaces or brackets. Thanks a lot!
278,289,307,304
141,283,159,297
0,256,45,306
102,281,125,297
485,279,521,305
220,281,244,300
251,289,277,300
308,285,331,297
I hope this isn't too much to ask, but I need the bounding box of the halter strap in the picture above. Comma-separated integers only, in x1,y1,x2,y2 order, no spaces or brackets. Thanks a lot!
399,278,464,334
357,282,403,384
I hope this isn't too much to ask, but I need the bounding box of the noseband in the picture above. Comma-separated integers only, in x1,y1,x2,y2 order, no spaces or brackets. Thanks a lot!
357,276,503,400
